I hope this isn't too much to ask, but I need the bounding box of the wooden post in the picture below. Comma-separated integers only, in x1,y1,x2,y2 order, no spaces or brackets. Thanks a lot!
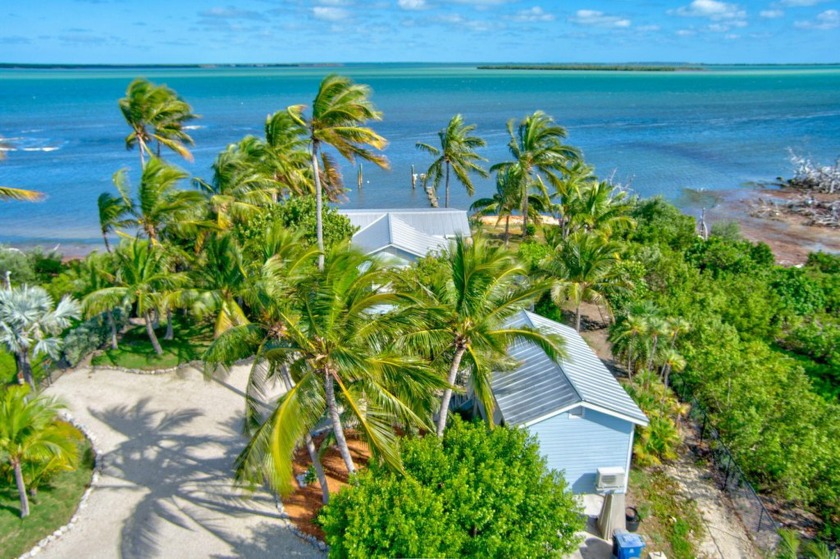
357,162,363,189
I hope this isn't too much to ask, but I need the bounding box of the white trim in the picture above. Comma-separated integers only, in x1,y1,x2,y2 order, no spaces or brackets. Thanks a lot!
624,425,636,493
522,401,648,428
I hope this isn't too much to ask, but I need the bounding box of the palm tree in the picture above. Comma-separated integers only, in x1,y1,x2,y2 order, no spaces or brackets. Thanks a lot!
471,167,547,246
113,157,207,244
97,192,130,252
566,181,635,239
551,160,597,239
0,286,81,390
544,232,626,332
0,186,44,202
417,114,488,208
84,239,185,355
0,386,80,518
491,111,579,238
658,348,686,387
119,78,198,167
206,245,442,500
401,236,567,436
608,313,649,377
288,74,389,269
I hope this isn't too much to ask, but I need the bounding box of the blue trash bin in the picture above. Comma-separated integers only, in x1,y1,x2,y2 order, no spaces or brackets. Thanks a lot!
612,529,646,559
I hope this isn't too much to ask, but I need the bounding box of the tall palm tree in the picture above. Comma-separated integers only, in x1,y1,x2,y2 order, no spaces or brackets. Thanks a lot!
491,111,579,238
401,236,567,436
113,157,207,244
84,239,185,355
0,386,80,518
471,167,547,247
416,114,488,208
119,78,198,167
288,74,389,269
551,160,597,239
608,313,650,377
0,286,80,390
206,245,442,500
544,232,627,332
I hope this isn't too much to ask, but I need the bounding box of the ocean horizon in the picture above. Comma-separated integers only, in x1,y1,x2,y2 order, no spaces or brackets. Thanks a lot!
1,63,839,250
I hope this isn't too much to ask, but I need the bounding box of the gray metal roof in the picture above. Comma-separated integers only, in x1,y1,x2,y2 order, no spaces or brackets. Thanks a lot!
492,310,649,427
340,208,471,238
351,213,450,258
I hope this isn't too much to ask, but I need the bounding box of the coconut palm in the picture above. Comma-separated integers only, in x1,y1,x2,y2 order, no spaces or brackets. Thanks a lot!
544,232,626,332
0,286,80,390
491,111,579,238
608,313,650,378
288,74,389,269
416,114,488,208
206,245,443,501
658,348,686,387
566,181,635,239
119,78,198,167
0,386,80,518
470,166,547,247
400,236,567,436
113,157,207,244
84,239,185,355
97,192,130,252
551,160,597,239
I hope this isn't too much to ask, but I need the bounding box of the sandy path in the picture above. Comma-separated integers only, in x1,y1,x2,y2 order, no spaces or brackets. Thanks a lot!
37,365,323,559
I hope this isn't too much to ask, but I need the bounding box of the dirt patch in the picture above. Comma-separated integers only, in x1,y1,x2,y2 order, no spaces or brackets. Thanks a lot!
282,433,370,541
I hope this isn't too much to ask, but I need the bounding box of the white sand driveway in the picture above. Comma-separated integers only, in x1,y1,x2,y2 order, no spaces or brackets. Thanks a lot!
38,365,324,559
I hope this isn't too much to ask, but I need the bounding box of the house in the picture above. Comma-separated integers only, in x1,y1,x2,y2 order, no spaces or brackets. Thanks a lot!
486,310,648,494
340,208,470,266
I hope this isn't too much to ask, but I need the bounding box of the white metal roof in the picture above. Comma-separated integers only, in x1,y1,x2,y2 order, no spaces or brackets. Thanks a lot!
351,213,450,258
492,310,649,427
340,208,471,238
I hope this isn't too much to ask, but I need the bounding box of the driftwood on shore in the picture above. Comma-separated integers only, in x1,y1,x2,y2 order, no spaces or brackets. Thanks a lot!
748,152,840,228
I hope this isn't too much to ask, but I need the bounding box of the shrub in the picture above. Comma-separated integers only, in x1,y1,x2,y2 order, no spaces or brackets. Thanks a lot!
319,417,583,559
62,309,130,366
625,373,686,466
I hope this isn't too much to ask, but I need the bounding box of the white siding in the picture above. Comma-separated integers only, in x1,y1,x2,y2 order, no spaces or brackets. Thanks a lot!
528,407,633,494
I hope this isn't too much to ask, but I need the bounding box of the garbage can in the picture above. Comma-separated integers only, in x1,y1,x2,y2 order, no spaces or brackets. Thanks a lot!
612,529,646,559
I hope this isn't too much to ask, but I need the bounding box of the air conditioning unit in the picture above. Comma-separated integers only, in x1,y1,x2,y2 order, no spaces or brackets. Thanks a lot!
596,467,626,492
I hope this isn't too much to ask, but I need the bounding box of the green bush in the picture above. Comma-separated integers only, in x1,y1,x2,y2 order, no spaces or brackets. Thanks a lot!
319,417,583,559
62,309,130,367
629,197,697,251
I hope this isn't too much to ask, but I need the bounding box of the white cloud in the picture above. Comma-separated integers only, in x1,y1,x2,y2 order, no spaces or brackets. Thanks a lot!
511,7,554,22
759,9,784,18
569,10,631,28
672,0,746,20
398,0,427,10
636,24,661,32
312,6,349,21
794,9,840,29
777,0,829,6
725,33,740,39
676,28,697,35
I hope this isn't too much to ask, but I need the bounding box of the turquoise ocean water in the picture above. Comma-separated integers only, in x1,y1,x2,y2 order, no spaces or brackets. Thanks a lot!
1,63,839,247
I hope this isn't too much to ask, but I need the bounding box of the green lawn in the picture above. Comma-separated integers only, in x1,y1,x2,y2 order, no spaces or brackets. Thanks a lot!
91,317,213,370
1,350,50,387
629,467,704,559
0,431,95,559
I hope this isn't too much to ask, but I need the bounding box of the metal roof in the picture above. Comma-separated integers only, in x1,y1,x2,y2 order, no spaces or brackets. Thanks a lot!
340,208,471,238
492,310,649,427
351,213,450,258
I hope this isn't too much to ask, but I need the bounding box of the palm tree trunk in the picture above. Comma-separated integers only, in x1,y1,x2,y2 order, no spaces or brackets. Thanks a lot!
324,372,355,473
504,216,510,247
647,336,659,370
108,311,118,350
144,312,164,355
445,162,450,208
277,365,330,504
16,352,36,391
436,345,467,437
311,145,325,271
13,460,30,518
522,188,530,238
575,304,582,332
102,232,112,253
164,308,174,340
305,434,330,504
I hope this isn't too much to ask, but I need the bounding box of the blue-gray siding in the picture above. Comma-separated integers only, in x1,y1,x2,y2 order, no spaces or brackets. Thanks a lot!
528,408,633,494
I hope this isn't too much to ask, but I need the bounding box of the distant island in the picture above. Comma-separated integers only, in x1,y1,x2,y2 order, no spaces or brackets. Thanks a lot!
0,63,342,70
477,64,703,72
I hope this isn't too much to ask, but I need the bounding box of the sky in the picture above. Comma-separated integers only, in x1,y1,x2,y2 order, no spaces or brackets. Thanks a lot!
1,0,839,64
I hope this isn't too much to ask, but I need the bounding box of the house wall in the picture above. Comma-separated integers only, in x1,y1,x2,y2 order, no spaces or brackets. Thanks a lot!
527,407,633,494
